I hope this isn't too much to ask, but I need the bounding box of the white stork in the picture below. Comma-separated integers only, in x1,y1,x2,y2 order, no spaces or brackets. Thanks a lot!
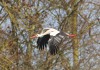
30,28,76,55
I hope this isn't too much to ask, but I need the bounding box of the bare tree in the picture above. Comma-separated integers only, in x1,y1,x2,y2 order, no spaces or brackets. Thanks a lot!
0,0,99,70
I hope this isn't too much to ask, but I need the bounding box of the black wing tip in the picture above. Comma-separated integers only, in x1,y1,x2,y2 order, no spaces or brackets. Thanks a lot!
37,34,50,50
50,47,58,55
37,44,47,50
50,52,57,55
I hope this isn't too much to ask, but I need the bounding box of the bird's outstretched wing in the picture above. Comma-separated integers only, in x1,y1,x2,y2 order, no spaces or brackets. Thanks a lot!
37,34,50,50
49,36,62,55
49,32,69,55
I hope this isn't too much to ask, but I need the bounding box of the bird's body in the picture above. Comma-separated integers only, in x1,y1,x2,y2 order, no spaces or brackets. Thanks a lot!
31,28,76,55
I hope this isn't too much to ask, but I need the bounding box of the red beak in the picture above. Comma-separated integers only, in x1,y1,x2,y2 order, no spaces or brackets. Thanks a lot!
30,35,37,39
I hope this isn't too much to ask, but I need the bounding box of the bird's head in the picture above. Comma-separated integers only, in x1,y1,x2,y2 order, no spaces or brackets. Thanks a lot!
30,34,44,39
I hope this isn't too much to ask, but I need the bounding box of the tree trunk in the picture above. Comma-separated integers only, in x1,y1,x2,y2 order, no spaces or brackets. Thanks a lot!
70,0,79,69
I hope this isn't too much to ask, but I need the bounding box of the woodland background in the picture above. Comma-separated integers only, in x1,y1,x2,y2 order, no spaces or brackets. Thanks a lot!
0,0,100,70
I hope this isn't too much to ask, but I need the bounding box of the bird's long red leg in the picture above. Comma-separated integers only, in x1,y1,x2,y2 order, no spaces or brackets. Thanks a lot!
68,34,76,37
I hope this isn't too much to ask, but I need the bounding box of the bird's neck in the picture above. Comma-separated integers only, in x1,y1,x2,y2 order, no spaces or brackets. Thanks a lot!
37,29,60,37
37,34,44,37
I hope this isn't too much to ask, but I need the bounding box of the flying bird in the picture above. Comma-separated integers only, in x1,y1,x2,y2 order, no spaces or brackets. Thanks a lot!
30,28,76,55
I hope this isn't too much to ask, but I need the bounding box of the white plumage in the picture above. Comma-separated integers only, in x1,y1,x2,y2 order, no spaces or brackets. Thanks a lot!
31,28,76,55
